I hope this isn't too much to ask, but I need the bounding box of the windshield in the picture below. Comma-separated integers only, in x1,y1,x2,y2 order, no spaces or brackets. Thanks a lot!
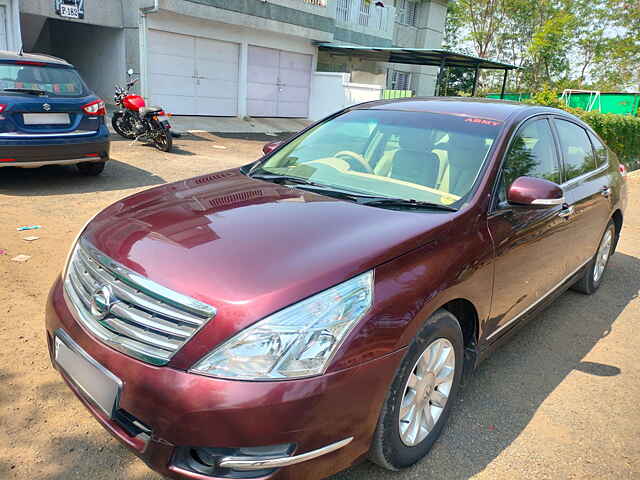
254,109,502,208
0,63,87,97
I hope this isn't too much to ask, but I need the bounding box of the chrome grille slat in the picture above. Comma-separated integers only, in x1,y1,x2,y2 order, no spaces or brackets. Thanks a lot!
109,303,192,339
63,238,216,366
76,247,207,326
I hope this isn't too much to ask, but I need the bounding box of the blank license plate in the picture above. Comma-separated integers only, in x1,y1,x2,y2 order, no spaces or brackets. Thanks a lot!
55,333,121,417
23,113,70,125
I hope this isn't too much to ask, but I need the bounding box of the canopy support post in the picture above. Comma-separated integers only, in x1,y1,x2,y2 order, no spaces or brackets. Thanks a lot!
434,57,446,96
500,69,508,99
471,63,480,97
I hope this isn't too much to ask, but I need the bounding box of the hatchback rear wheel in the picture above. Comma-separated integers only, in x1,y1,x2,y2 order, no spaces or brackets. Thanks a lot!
369,309,463,470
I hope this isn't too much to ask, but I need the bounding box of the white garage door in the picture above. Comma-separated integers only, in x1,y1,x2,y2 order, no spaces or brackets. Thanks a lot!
148,30,239,116
248,46,312,118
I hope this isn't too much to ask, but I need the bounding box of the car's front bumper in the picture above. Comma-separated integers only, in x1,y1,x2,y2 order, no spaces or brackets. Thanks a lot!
0,128,110,168
46,277,405,480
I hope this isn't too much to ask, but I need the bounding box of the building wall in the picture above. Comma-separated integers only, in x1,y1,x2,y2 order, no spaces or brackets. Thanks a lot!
0,0,21,51
389,0,447,96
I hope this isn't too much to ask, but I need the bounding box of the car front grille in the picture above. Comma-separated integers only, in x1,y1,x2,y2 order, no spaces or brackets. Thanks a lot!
63,238,216,366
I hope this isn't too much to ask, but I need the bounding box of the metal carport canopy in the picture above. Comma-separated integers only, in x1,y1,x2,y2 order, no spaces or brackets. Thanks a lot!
315,43,519,97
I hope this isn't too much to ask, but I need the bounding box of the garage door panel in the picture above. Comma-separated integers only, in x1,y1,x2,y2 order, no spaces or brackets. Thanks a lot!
248,82,278,102
279,51,312,71
279,68,311,88
149,30,239,116
150,74,196,97
196,97,237,116
149,30,194,57
198,60,238,82
280,85,310,103
248,65,279,84
248,46,279,68
277,101,308,118
247,99,277,117
197,79,239,99
152,94,197,116
149,53,194,76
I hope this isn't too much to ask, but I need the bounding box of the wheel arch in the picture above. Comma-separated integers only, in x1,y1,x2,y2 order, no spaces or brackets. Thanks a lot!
612,209,623,250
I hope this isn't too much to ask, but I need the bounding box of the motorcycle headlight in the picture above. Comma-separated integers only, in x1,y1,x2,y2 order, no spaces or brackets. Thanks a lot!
190,271,374,380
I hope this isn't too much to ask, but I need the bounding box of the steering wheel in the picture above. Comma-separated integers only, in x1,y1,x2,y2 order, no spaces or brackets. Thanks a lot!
334,150,373,173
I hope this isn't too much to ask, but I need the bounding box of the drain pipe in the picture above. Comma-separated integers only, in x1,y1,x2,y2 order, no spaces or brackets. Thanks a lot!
139,0,159,101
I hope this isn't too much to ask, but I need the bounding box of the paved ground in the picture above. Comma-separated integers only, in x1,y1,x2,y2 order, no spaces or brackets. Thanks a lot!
0,135,638,480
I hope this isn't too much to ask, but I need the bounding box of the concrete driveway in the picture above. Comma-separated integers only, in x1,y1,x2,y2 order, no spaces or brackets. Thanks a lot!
0,135,638,480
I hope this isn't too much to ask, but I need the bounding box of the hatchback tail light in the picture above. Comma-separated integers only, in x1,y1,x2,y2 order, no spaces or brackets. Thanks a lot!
82,99,106,116
619,164,627,177
0,104,7,113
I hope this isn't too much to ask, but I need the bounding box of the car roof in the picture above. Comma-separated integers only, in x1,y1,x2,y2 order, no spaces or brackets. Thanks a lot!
0,50,72,67
354,97,554,122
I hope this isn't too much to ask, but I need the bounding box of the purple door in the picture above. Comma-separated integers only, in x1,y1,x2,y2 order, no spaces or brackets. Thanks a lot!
247,46,312,118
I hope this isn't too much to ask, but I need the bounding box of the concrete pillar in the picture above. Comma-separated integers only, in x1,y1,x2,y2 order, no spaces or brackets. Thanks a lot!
238,40,248,118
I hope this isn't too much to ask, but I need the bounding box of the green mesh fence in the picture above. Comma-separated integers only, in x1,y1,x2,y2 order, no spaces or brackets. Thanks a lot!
486,92,640,116
383,90,414,99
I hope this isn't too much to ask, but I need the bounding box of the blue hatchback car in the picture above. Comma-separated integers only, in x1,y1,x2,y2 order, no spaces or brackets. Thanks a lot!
0,51,110,175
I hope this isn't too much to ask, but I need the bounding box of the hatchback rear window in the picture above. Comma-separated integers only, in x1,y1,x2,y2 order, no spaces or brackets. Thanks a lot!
0,63,86,97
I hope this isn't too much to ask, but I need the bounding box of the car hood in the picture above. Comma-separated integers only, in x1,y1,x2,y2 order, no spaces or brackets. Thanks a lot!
83,169,452,365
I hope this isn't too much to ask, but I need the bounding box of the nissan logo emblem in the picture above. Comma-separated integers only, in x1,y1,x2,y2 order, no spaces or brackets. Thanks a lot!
90,285,118,320
42,103,51,111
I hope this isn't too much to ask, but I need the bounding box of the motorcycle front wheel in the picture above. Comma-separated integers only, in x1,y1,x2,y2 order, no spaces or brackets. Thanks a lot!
112,112,136,140
154,128,173,152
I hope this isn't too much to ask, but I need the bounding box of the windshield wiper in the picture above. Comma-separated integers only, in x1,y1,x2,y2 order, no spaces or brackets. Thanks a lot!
3,88,47,96
356,197,458,212
250,172,382,198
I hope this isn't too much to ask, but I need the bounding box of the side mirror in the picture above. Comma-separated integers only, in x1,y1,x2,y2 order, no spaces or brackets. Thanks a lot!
127,68,134,76
507,176,564,206
263,141,282,155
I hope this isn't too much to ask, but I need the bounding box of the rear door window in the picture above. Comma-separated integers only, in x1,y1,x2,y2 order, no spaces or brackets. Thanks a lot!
587,131,608,167
554,119,597,181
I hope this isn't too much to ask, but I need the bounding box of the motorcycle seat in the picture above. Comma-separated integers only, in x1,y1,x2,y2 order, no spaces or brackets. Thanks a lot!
139,106,164,117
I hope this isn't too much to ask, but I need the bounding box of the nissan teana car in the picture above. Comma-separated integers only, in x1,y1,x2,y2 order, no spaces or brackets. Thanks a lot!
46,98,627,479
0,51,109,175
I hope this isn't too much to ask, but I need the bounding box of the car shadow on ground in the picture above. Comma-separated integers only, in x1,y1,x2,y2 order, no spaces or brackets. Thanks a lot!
0,159,165,196
330,252,639,480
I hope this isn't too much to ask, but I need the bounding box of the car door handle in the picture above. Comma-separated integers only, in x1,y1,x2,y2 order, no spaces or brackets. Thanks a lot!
558,205,574,218
601,186,611,197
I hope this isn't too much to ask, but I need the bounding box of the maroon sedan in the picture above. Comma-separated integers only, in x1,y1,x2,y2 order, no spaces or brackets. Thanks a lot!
46,98,627,479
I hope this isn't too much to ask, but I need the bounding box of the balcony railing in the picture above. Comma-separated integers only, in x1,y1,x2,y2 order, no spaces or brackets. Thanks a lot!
303,0,328,6
336,0,395,37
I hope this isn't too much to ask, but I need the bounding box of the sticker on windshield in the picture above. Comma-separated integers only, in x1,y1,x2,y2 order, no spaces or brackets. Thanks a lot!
440,195,457,205
464,118,502,126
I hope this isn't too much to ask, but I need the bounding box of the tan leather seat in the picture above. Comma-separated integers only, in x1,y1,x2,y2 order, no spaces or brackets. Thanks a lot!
375,133,440,188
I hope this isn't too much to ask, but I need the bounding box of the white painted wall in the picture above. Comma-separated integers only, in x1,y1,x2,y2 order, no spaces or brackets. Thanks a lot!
0,0,21,51
309,71,382,121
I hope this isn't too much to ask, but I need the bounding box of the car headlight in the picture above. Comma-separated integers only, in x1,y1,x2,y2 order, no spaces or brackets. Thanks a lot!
190,271,374,380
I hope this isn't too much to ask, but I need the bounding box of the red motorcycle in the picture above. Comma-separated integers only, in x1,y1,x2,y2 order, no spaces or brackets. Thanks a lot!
112,69,173,152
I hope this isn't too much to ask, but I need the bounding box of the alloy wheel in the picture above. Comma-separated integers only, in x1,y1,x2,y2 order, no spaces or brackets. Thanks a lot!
593,228,613,283
398,338,455,447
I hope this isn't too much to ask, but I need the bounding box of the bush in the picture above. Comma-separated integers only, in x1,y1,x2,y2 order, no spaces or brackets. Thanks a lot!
524,88,640,171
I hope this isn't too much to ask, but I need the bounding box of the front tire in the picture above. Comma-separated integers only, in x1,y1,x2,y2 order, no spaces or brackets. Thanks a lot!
112,112,136,140
369,309,464,470
572,220,616,294
76,161,105,176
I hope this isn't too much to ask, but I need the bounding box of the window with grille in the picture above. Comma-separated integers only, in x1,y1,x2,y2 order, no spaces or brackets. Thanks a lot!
337,0,351,22
396,0,418,26
390,70,412,90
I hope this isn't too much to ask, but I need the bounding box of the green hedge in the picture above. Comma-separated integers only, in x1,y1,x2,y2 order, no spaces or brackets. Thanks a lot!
573,111,640,170
524,90,640,171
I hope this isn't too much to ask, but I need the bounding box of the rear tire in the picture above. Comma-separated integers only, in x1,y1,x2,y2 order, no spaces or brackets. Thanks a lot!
76,161,105,176
369,309,464,470
154,129,173,152
572,220,616,295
